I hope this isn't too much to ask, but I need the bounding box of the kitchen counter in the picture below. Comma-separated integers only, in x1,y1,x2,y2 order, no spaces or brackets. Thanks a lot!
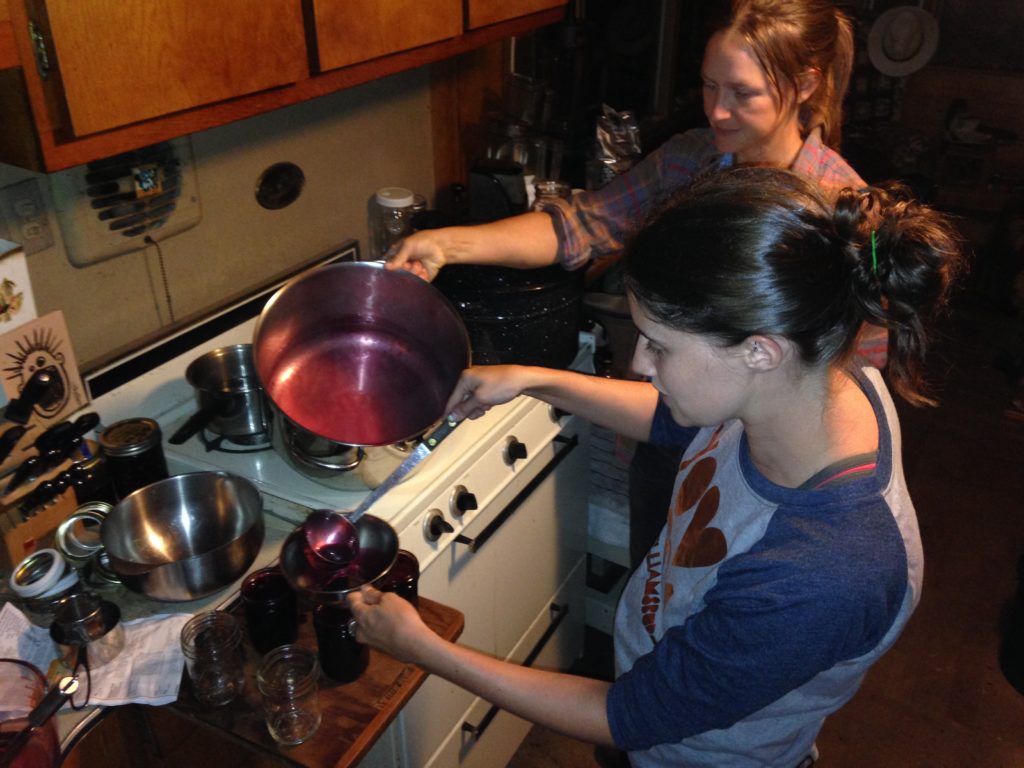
56,592,462,767
171,595,463,768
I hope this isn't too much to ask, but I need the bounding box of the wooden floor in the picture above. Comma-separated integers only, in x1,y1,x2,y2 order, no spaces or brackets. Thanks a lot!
509,300,1024,768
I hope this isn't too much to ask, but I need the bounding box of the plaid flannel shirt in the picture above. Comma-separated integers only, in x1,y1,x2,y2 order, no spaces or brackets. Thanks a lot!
538,126,888,366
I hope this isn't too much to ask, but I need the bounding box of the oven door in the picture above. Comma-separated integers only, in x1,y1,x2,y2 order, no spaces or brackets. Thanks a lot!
395,406,590,768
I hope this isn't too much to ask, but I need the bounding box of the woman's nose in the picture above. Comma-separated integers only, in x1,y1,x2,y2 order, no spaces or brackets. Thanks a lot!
705,95,730,122
631,342,655,378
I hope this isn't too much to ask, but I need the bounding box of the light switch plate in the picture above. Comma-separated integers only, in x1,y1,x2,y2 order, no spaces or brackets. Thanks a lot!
0,178,56,255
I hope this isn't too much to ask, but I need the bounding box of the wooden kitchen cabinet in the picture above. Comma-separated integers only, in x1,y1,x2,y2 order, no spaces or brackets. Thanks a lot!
311,0,461,73
24,0,308,137
467,0,569,31
0,0,566,173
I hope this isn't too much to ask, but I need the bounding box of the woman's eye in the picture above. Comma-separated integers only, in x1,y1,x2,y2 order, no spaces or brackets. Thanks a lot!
644,338,664,357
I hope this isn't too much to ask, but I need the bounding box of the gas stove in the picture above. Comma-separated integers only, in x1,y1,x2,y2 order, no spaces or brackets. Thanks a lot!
79,244,595,767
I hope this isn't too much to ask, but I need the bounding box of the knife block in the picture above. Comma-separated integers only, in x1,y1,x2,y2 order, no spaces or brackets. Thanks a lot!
0,487,77,570
0,438,99,570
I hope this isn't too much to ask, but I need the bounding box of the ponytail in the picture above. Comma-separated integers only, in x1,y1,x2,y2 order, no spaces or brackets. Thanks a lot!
833,185,967,405
624,168,966,407
810,9,854,149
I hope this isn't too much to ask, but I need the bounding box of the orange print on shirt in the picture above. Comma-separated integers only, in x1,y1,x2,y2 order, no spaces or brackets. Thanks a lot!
671,431,728,569
640,428,726,638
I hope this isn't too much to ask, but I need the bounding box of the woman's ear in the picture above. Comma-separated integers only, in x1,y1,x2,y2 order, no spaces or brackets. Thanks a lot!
744,335,787,371
796,69,822,105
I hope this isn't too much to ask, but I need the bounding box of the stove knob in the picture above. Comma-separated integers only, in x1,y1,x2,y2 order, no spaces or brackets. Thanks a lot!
504,436,528,466
423,508,454,542
450,485,478,518
549,406,569,422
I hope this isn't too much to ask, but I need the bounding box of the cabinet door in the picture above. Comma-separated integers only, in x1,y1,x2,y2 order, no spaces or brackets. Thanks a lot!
467,0,568,30
38,0,308,136
311,0,461,73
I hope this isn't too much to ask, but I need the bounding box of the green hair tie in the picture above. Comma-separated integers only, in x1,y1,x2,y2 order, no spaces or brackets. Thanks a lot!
871,230,878,276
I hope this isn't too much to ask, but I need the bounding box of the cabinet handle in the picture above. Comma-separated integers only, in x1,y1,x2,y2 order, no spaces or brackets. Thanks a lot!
453,434,578,554
461,602,571,741
28,20,51,81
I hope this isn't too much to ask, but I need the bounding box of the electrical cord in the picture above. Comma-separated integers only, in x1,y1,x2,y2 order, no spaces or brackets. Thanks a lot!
144,234,175,323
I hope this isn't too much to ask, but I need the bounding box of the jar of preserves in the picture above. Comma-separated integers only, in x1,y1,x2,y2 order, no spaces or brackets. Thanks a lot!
98,418,169,500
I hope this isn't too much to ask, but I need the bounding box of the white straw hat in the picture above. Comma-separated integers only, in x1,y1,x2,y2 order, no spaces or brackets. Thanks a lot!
867,6,940,77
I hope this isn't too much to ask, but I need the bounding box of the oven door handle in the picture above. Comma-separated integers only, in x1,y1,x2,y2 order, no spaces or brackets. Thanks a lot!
453,434,579,554
461,602,571,741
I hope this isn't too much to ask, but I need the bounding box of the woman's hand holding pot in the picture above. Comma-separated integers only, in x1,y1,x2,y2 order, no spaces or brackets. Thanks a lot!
444,365,532,421
346,585,435,663
384,231,449,282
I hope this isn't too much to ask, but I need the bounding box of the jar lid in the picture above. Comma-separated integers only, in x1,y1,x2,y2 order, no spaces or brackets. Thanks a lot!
375,187,416,208
99,418,162,457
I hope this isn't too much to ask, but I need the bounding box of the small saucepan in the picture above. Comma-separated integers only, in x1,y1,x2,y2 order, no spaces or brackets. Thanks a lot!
169,344,269,446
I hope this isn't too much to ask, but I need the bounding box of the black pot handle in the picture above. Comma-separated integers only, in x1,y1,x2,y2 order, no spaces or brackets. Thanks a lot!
168,402,220,444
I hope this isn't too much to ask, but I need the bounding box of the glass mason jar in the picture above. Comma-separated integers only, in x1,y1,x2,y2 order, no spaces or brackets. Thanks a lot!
312,603,369,683
257,644,322,745
371,186,416,260
240,567,299,655
98,417,169,500
180,611,246,707
376,549,419,607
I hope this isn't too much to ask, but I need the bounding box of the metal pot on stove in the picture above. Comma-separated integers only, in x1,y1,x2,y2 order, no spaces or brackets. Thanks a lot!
252,261,470,490
169,344,270,446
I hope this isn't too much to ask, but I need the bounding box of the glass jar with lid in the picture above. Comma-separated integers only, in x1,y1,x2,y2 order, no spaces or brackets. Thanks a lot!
371,186,416,260
97,417,169,500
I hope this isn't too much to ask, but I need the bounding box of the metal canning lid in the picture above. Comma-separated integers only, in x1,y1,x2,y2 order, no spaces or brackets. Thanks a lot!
99,417,162,457
375,186,415,208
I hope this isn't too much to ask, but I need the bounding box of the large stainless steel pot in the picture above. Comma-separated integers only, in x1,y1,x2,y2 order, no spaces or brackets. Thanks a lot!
252,261,471,449
100,472,264,602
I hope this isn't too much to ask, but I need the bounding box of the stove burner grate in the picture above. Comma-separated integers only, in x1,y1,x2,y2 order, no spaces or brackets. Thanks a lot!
198,428,272,454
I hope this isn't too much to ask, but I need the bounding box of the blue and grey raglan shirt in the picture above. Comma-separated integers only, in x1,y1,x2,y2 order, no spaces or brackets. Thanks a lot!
608,367,923,767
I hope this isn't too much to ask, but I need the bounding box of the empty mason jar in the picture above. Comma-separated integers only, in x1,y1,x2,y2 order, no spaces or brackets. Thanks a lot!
371,186,416,260
257,644,322,745
180,611,246,706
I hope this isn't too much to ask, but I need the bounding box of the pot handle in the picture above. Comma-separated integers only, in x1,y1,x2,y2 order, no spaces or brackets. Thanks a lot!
168,401,220,444
422,415,458,449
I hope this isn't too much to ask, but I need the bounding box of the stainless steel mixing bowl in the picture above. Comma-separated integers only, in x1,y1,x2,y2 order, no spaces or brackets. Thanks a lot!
100,471,265,602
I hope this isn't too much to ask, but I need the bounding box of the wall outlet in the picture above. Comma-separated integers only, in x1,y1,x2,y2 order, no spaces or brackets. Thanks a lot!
0,178,55,255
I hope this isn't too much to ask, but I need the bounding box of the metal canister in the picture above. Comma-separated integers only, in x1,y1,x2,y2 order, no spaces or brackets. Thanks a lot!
98,417,169,500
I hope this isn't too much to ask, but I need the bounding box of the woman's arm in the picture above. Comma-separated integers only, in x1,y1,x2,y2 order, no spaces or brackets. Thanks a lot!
385,212,560,281
445,365,658,443
347,587,615,746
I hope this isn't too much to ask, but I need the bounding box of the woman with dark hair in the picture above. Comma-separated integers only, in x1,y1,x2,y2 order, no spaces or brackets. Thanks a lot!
349,168,965,767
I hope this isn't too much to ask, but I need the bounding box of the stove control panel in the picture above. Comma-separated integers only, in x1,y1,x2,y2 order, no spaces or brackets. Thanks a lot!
397,397,577,572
